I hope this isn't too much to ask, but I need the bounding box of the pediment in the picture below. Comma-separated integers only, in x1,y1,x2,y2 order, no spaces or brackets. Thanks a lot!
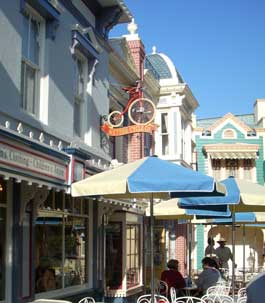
208,113,252,135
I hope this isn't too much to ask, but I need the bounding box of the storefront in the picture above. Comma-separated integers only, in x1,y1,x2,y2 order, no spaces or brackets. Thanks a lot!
0,128,72,303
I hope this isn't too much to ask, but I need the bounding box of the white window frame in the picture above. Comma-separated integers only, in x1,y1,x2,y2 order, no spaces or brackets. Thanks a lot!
21,4,45,118
73,51,88,138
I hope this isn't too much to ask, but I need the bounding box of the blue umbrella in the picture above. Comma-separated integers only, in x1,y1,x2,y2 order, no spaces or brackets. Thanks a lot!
71,156,225,301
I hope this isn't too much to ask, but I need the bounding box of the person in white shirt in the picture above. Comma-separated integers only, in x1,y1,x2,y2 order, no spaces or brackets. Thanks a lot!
215,237,233,269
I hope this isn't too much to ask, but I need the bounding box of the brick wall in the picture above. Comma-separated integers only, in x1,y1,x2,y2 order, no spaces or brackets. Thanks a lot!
175,224,187,276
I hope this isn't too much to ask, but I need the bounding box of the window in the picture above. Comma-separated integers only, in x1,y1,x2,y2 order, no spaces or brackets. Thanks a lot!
35,193,89,294
161,113,169,155
21,6,44,116
126,225,140,288
0,179,7,301
105,223,122,289
225,159,239,178
74,55,86,137
212,159,221,180
243,159,253,180
223,129,236,139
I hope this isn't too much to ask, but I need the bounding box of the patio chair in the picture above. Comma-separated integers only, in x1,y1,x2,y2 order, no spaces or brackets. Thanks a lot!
155,279,169,296
78,297,96,303
137,294,169,303
237,297,247,303
201,294,234,303
237,287,246,298
206,285,230,296
173,297,206,303
170,287,177,303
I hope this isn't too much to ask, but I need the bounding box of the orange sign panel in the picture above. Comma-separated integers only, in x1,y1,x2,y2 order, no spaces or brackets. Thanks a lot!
101,123,158,137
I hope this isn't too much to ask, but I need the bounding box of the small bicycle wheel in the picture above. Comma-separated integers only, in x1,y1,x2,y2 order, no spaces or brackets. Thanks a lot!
128,98,155,125
107,111,124,128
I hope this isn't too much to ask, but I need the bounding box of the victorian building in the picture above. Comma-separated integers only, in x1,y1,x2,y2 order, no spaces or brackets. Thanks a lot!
193,99,265,272
0,1,137,302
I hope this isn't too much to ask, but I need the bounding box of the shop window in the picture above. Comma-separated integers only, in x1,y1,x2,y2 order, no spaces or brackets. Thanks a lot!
126,224,140,288
0,207,6,300
0,179,7,300
243,159,253,181
212,159,221,180
35,194,89,294
225,159,239,178
105,223,122,289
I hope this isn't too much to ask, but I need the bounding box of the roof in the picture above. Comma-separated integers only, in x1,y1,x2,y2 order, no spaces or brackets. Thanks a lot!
144,53,184,82
197,114,256,129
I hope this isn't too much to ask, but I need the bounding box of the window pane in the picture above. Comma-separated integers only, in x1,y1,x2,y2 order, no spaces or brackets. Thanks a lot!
35,216,63,293
29,18,40,65
74,100,81,136
23,63,36,114
22,14,29,57
64,216,88,287
0,207,6,300
161,113,168,133
162,135,169,155
105,223,122,289
126,225,140,288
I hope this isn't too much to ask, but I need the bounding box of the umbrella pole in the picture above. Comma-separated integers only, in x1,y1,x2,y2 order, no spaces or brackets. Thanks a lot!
232,210,235,299
150,194,155,303
243,224,246,285
188,221,192,279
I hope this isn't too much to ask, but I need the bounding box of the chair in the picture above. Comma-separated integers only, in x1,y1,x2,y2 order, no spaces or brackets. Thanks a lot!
170,287,177,303
155,280,169,296
237,297,247,303
137,294,170,303
206,286,230,296
237,288,246,298
173,297,206,303
78,297,96,303
201,294,234,303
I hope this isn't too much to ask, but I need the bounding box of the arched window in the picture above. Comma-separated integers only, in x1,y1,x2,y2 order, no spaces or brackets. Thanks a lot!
222,129,236,139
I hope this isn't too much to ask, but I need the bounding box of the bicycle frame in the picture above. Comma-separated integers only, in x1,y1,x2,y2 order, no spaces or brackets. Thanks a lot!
119,83,143,116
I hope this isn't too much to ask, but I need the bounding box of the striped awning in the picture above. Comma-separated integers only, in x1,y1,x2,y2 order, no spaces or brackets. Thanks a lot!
204,143,259,159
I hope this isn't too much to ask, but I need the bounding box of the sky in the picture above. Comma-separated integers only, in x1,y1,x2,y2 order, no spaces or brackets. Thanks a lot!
110,0,265,119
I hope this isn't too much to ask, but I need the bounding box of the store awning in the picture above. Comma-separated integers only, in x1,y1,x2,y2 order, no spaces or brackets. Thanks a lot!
203,143,259,159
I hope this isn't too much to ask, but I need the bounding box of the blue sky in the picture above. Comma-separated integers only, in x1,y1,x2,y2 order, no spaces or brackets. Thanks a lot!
110,0,265,119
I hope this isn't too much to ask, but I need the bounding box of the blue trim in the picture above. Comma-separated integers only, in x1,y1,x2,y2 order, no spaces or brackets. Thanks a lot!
64,147,91,160
0,129,70,162
21,0,60,39
21,0,60,20
72,30,99,60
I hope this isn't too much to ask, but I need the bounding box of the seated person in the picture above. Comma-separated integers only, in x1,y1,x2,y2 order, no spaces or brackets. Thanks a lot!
161,259,186,291
195,257,221,295
246,272,265,303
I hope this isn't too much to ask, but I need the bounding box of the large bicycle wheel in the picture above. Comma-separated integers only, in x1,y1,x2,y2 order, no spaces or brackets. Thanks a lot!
107,111,124,128
128,98,155,125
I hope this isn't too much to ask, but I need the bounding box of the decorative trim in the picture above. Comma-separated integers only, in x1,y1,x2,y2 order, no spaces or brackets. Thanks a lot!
71,29,99,59
20,0,61,39
208,112,252,132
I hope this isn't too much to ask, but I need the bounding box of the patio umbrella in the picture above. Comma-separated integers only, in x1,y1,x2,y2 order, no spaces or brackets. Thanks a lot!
178,177,265,297
71,156,225,301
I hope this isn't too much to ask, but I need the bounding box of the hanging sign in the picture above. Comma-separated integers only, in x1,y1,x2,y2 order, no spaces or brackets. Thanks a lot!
101,123,158,137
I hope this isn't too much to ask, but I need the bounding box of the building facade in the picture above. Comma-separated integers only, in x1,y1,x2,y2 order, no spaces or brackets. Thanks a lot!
193,101,265,271
0,1,145,303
